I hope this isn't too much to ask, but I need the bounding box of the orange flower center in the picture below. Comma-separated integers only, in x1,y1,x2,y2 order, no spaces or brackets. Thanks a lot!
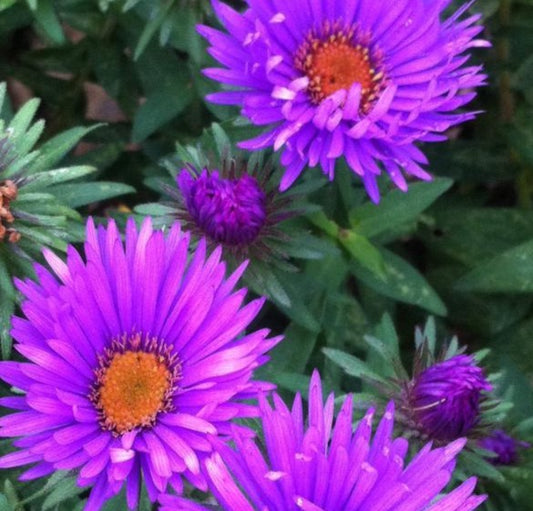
96,350,172,434
295,29,384,111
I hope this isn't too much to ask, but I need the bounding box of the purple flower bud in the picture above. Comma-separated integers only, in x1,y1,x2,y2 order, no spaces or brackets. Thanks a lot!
178,169,267,246
479,429,530,466
409,355,492,442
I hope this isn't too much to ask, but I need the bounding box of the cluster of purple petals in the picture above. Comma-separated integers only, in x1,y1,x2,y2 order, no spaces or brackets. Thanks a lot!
0,218,281,511
479,430,530,466
161,371,485,511
410,354,492,442
178,169,267,246
199,0,489,201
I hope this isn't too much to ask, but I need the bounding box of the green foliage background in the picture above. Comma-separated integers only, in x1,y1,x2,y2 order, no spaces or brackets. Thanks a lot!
0,0,532,509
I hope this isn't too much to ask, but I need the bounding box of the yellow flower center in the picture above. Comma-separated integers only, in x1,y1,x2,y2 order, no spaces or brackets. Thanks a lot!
296,28,384,112
96,350,172,434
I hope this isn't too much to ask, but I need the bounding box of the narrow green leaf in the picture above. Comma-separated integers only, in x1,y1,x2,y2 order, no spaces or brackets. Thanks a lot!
0,494,11,511
323,347,386,383
15,226,67,251
266,324,318,373
132,90,193,142
42,477,83,510
22,165,96,191
14,119,45,157
51,182,135,208
349,178,453,238
133,1,173,60
33,0,66,45
338,228,386,279
350,248,447,315
460,450,505,482
7,97,40,141
28,126,100,172
308,210,338,237
135,203,176,217
0,0,17,12
0,287,15,360
456,239,533,292
211,123,231,159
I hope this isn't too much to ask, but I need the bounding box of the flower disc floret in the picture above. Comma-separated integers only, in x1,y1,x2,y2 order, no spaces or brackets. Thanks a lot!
199,0,488,201
295,23,385,111
92,334,182,435
0,217,281,511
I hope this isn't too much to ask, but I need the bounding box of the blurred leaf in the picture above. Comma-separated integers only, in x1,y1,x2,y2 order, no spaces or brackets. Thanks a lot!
42,476,83,510
514,54,533,105
29,126,101,172
52,182,135,208
323,347,387,383
22,165,95,191
266,324,318,374
338,228,386,279
133,0,173,60
0,494,10,511
0,0,17,12
308,210,338,237
132,89,192,142
423,208,533,267
349,178,453,238
457,239,533,292
33,0,66,45
350,248,447,315
0,286,15,360
460,450,505,483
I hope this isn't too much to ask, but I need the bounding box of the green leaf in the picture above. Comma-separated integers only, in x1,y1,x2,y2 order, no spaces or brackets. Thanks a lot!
308,210,338,237
265,323,318,374
338,228,386,279
133,0,173,60
42,476,83,510
211,122,231,159
33,0,66,45
0,286,14,360
280,233,340,260
51,182,135,208
15,225,67,251
134,203,176,217
323,347,386,383
456,239,533,292
28,126,100,172
14,119,45,156
22,165,96,191
0,0,17,12
7,97,40,142
0,494,11,511
460,450,505,482
350,248,447,315
132,89,192,142
422,208,533,268
349,178,453,238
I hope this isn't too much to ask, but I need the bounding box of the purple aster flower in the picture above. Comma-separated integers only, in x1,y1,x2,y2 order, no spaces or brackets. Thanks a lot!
0,217,281,510
407,354,492,443
198,0,488,201
479,429,530,466
160,370,486,511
